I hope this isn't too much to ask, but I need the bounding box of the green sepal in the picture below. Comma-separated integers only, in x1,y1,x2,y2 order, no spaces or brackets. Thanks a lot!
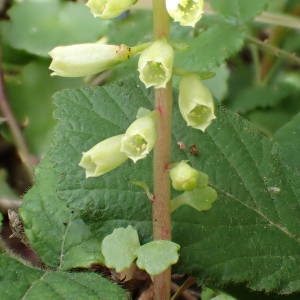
136,240,180,275
171,186,217,213
101,225,140,272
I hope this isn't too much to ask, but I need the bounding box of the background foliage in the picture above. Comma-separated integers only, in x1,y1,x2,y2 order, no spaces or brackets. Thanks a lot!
1,0,300,299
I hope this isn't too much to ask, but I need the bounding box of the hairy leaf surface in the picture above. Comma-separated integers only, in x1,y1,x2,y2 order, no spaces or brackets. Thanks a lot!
175,23,245,73
20,159,103,270
210,0,271,23
0,254,127,300
275,112,300,172
22,78,300,293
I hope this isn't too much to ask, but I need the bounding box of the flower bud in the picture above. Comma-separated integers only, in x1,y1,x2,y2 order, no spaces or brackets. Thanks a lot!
86,0,137,19
79,135,128,178
121,112,156,163
138,39,174,88
49,42,130,77
166,0,204,27
170,161,200,191
179,73,216,131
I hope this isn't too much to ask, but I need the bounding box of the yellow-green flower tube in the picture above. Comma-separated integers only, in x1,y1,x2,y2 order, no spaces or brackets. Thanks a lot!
138,39,174,89
86,0,137,19
79,135,128,178
166,0,204,27
179,73,216,131
49,42,130,77
121,112,157,163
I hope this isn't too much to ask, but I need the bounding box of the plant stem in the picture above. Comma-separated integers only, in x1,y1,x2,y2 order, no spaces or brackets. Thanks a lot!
0,52,34,182
255,11,300,30
247,36,300,66
152,0,172,299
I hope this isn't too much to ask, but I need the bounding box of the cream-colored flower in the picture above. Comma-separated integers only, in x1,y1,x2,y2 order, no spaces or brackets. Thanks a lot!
179,73,216,131
166,0,204,27
86,0,137,19
121,112,157,163
79,135,128,178
49,42,130,77
138,39,174,88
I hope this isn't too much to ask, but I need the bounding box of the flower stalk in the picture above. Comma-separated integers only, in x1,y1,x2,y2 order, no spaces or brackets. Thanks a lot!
152,0,172,299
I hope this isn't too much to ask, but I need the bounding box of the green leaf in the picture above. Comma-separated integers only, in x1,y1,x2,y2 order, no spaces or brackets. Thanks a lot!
175,23,245,73
275,111,300,172
247,110,291,136
230,85,288,114
209,0,271,23
204,65,230,102
1,0,108,56
20,158,103,270
108,10,152,45
0,254,127,300
171,186,218,213
5,59,82,155
136,240,180,275
22,77,300,293
172,106,300,293
48,80,154,242
101,226,140,272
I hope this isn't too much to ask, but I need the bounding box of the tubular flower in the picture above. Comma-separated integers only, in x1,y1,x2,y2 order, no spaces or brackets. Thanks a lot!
138,39,174,88
49,42,130,77
179,73,216,131
79,135,128,178
166,0,204,27
121,112,157,163
86,0,137,19
169,161,200,191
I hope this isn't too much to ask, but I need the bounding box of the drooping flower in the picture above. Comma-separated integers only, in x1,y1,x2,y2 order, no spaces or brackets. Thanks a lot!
138,39,174,88
49,42,130,77
179,73,216,131
86,0,137,19
121,112,157,163
166,0,204,27
79,135,128,178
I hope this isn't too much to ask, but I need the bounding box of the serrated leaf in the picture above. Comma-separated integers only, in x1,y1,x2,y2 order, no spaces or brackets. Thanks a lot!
20,158,103,270
102,226,140,272
209,0,271,24
1,0,108,56
48,80,154,242
0,254,127,300
172,106,300,293
23,77,300,294
136,240,180,275
175,23,245,73
275,111,300,172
